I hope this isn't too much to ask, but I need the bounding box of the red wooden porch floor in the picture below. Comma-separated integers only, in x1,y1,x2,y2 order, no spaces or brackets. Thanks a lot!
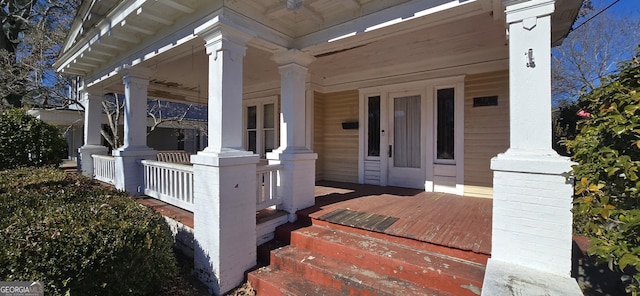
136,181,493,255
300,181,493,255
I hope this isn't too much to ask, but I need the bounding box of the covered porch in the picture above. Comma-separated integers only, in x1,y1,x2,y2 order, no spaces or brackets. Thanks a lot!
54,0,583,294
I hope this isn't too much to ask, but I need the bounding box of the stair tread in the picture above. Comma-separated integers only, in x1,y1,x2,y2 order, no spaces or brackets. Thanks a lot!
249,266,349,296
273,245,452,296
294,224,485,276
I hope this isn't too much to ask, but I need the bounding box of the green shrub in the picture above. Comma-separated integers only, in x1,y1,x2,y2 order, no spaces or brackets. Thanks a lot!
0,109,67,170
566,50,640,294
0,167,177,295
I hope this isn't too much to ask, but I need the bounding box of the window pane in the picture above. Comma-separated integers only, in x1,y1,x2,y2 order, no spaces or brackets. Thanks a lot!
437,88,455,160
263,103,275,128
368,96,381,157
247,106,257,129
247,131,257,153
264,129,275,155
394,95,421,168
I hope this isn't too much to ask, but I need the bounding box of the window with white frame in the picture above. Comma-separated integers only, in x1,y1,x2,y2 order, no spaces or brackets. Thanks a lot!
244,97,278,158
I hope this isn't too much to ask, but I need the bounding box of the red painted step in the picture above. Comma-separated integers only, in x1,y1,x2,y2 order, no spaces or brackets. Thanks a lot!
289,225,484,296
249,266,338,296
267,245,450,296
249,222,487,295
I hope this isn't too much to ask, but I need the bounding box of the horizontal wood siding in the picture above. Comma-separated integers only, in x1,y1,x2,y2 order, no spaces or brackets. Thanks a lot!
314,92,325,181
319,90,359,183
464,70,509,198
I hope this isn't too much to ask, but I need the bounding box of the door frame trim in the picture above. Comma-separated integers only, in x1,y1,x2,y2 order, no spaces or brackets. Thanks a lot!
358,75,464,193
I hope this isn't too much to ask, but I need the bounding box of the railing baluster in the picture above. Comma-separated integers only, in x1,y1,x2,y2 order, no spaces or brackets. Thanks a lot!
255,164,283,211
139,159,194,212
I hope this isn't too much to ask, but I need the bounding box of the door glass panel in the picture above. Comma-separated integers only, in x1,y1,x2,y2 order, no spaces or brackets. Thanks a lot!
437,88,455,160
368,96,380,157
394,95,421,168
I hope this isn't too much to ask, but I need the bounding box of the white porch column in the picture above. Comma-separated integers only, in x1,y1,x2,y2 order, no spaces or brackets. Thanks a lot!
191,22,259,296
112,66,156,195
78,87,108,177
482,0,581,295
267,49,318,222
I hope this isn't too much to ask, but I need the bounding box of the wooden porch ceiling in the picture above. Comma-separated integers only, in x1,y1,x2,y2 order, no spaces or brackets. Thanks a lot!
56,0,581,101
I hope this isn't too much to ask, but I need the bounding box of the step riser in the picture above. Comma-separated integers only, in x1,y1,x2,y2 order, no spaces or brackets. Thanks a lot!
271,246,445,296
289,227,484,295
271,253,397,296
247,273,287,296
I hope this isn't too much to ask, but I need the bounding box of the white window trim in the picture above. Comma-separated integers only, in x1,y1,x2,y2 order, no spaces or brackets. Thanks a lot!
243,96,279,159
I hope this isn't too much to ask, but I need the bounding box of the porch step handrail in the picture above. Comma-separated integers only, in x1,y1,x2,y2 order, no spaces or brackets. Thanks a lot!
92,155,115,185
256,164,283,211
141,159,194,212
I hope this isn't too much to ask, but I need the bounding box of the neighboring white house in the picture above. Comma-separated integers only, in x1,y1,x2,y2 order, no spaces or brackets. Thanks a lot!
53,0,584,294
28,102,208,160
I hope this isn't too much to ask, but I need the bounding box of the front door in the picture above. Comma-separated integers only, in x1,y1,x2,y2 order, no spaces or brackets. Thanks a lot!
387,92,425,189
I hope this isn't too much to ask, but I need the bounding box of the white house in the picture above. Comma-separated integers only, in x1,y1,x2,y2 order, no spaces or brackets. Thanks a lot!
28,102,208,160
54,0,584,294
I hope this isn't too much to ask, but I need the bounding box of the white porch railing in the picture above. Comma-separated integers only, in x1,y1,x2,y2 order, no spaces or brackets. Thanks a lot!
141,159,194,212
92,155,115,185
256,164,283,211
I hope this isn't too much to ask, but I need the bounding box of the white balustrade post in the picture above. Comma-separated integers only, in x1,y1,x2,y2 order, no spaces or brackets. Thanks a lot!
267,49,318,222
191,21,259,295
112,66,157,195
482,0,581,294
78,87,108,177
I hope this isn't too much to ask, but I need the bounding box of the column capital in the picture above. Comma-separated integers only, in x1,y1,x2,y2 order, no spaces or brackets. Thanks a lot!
272,49,316,67
505,0,554,24
195,19,253,56
119,65,153,82
79,86,103,98
278,62,309,81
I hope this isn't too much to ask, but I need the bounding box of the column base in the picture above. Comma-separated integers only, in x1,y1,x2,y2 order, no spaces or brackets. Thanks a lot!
191,152,259,295
267,149,317,222
78,145,108,177
482,259,583,296
491,150,575,276
112,147,156,195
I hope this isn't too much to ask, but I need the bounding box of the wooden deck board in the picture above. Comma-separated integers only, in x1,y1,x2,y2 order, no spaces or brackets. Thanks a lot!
309,181,493,255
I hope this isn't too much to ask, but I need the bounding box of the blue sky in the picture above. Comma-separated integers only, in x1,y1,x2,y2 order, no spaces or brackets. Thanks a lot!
593,0,640,16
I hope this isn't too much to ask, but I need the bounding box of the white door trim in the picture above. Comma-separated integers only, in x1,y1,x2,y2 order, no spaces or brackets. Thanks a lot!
358,75,464,194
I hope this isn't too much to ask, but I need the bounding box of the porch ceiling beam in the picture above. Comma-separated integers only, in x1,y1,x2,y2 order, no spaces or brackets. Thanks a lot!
70,62,94,71
157,0,195,14
74,60,99,68
93,40,120,50
80,53,107,63
120,20,155,35
61,66,87,76
88,46,116,57
108,30,139,43
136,7,174,26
